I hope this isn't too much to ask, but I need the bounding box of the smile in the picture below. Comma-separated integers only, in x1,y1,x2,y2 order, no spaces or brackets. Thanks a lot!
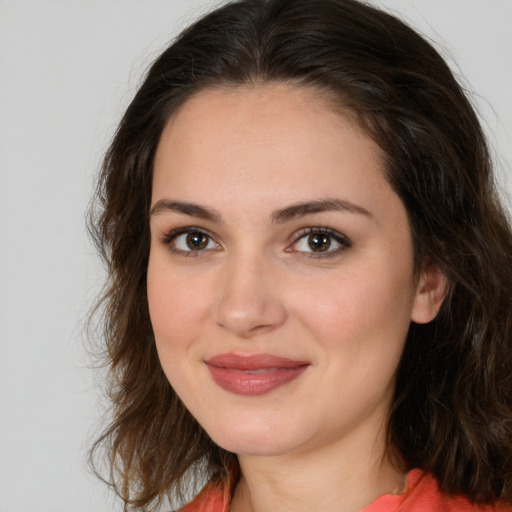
205,353,310,396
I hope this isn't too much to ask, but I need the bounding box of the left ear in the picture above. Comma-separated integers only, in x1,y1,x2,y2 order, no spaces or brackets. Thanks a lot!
411,261,449,324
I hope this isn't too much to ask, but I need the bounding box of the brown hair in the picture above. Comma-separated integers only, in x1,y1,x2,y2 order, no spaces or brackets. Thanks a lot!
88,0,512,509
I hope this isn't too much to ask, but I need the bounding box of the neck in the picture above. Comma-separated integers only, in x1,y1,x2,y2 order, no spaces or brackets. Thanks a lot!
230,423,404,512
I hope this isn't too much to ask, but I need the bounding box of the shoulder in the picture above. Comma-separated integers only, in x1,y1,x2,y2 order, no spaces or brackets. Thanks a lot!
176,480,229,512
363,470,511,512
176,469,511,512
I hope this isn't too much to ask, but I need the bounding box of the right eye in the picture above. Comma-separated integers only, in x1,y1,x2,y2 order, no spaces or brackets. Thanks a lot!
163,229,220,254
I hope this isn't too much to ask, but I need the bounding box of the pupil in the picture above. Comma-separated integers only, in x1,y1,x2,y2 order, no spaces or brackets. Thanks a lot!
308,234,330,252
186,232,208,250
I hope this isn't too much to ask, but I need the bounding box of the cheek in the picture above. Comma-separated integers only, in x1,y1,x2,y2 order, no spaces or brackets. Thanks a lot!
291,260,415,353
146,253,213,350
146,252,216,405
295,266,414,406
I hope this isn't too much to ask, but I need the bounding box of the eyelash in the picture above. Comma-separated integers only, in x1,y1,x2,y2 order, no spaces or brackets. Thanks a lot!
160,226,352,258
288,227,352,258
161,227,219,258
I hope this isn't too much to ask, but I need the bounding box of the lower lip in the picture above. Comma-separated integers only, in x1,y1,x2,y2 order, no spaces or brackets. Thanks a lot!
206,364,308,396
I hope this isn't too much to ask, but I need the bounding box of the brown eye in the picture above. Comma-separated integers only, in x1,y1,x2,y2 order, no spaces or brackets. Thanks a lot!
291,228,350,256
169,230,219,252
186,232,209,250
308,234,331,252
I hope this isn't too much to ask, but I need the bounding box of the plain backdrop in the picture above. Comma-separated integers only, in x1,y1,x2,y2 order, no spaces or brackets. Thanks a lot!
1,1,511,511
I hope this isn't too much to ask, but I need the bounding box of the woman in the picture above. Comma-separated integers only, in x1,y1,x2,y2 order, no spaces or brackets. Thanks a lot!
89,0,512,510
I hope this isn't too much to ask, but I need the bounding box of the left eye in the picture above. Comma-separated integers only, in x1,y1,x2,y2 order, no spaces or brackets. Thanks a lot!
292,230,349,254
172,231,219,251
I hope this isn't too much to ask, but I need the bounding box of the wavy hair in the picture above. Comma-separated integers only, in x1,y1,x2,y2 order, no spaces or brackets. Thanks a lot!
88,0,512,509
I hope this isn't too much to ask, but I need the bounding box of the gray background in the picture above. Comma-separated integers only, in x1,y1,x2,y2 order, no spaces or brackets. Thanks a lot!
1,1,511,510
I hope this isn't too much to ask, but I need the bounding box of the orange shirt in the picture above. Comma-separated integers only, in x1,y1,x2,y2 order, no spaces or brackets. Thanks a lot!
177,469,511,512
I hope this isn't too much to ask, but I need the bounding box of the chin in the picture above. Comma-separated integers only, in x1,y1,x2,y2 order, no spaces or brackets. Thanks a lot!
215,435,295,457
206,419,309,457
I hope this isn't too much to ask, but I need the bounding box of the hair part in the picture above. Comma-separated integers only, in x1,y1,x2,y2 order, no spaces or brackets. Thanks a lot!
88,0,512,508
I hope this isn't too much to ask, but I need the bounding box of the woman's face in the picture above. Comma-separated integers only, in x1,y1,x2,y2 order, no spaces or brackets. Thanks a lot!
148,84,439,457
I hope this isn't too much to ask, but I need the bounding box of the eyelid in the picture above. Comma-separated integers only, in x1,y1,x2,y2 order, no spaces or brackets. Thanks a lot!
288,227,352,256
160,226,221,255
159,225,351,258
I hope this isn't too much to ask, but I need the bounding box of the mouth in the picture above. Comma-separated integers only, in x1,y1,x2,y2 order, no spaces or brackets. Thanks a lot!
205,353,310,396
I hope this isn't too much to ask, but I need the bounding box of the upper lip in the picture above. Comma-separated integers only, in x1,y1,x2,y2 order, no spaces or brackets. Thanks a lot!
205,353,310,370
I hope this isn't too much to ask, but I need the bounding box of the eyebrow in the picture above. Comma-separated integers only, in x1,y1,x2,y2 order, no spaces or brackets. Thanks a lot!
150,200,222,223
271,198,373,223
150,197,373,223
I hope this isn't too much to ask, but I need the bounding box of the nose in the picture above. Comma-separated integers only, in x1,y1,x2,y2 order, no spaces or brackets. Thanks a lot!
214,252,287,338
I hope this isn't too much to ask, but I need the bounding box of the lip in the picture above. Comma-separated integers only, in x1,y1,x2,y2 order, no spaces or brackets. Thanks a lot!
205,353,310,396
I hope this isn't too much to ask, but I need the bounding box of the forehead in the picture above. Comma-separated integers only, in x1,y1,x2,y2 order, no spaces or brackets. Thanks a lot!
161,83,362,137
152,84,412,256
154,84,382,183
151,84,403,225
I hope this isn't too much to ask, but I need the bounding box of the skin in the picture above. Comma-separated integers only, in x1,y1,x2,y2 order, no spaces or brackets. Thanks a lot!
147,84,446,512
